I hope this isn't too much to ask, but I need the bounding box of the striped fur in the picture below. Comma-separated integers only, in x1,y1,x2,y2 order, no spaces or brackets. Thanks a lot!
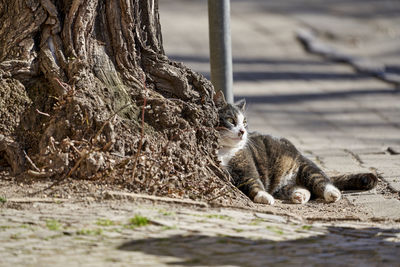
215,93,378,205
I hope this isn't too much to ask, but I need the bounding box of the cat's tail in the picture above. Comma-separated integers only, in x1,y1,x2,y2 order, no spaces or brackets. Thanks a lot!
331,173,378,191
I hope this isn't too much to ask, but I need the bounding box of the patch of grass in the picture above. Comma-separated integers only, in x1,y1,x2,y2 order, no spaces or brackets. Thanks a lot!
125,215,149,229
76,228,103,236
20,224,36,231
158,209,175,216
0,225,13,230
249,218,263,225
266,226,284,235
234,228,244,233
96,219,116,227
301,225,312,230
0,196,6,204
205,214,232,220
108,228,123,233
46,219,62,231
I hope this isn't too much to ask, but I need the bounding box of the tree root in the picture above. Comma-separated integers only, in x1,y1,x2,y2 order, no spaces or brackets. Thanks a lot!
0,135,26,175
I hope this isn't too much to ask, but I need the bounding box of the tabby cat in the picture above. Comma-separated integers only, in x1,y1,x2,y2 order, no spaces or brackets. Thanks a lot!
214,92,378,205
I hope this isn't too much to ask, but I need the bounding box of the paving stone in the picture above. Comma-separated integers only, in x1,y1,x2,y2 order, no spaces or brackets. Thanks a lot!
2,200,400,266
360,154,400,179
347,194,400,219
382,176,400,192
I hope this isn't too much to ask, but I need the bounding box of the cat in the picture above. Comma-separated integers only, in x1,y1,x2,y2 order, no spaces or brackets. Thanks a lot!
214,91,378,205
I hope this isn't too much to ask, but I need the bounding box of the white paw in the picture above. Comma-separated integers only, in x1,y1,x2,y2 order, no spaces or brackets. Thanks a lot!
253,191,275,205
324,184,341,203
291,188,311,204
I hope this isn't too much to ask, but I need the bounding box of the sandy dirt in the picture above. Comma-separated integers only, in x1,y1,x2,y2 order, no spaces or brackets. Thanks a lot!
1,170,397,224
2,171,400,266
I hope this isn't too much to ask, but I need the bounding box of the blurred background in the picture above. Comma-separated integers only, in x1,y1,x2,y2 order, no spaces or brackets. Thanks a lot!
159,0,400,179
160,0,400,84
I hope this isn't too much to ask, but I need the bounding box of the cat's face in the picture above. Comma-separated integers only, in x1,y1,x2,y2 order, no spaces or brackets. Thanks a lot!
217,100,248,148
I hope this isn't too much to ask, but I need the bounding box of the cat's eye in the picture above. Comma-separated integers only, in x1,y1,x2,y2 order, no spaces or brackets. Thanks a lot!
227,118,235,125
243,118,247,125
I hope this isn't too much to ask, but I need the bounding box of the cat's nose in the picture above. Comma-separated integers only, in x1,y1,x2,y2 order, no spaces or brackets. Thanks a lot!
238,129,245,137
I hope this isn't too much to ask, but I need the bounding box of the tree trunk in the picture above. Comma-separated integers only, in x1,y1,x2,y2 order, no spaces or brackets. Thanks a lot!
0,0,243,203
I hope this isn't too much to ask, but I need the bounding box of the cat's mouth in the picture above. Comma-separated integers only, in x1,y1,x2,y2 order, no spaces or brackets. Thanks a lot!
216,127,246,143
218,131,245,141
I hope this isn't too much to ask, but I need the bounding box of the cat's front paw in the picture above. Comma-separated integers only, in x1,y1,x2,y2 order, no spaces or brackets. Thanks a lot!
291,188,311,204
253,191,275,205
324,184,341,203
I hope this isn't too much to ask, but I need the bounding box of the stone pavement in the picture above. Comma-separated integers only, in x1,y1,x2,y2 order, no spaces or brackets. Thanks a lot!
160,0,400,219
1,198,400,266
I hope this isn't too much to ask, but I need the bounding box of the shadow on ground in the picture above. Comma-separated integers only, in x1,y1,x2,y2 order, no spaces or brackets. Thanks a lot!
169,55,329,66
232,71,372,82
118,226,400,266
168,55,391,82
235,88,400,105
230,0,400,19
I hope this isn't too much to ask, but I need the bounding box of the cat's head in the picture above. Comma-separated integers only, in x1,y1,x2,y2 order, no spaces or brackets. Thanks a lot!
214,91,248,148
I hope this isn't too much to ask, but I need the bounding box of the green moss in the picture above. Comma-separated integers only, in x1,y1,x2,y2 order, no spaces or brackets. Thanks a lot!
76,228,103,236
266,226,284,235
0,196,6,204
96,219,116,227
249,218,263,225
204,214,232,220
125,215,149,229
20,224,36,231
107,228,123,233
46,219,62,231
0,225,13,230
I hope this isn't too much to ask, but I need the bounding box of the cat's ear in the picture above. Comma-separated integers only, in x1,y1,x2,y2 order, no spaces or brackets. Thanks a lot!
213,90,227,107
235,99,246,111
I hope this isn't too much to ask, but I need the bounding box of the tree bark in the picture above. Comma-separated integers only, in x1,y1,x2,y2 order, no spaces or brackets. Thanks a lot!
0,0,240,203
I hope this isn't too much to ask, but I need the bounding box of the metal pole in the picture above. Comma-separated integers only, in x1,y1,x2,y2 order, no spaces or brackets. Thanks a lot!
208,0,233,103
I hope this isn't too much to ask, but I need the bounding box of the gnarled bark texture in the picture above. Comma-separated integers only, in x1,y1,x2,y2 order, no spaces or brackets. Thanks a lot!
0,0,247,204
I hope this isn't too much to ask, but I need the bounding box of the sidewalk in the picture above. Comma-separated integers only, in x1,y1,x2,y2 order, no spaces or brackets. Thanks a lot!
160,0,400,219
1,198,399,266
1,2,400,266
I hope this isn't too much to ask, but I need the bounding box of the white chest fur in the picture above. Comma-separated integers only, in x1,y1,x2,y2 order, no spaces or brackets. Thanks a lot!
217,139,247,167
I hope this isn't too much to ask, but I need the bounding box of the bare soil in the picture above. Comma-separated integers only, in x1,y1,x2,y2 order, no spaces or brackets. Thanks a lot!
1,170,397,224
